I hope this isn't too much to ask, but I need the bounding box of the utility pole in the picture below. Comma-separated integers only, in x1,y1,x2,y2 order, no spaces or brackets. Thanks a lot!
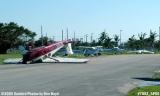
41,25,43,46
120,30,122,45
67,28,68,40
62,29,64,41
159,26,160,41
80,38,83,43
86,34,88,43
53,36,55,41
91,33,93,43
46,32,47,37
74,31,76,41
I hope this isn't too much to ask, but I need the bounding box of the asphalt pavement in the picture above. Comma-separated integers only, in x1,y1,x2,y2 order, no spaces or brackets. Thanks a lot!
0,54,160,96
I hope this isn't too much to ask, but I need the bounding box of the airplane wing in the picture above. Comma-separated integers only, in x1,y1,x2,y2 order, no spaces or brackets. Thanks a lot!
43,57,89,63
4,57,89,64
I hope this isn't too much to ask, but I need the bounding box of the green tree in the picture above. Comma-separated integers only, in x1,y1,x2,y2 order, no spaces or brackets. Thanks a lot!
98,31,112,48
0,22,36,54
138,32,147,49
155,40,160,51
90,40,97,46
35,36,49,47
126,35,136,49
113,35,120,47
147,30,157,49
98,31,106,45
104,36,112,48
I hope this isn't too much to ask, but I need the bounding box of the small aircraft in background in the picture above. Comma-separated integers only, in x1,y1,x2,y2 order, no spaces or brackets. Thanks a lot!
4,40,89,64
127,49,154,54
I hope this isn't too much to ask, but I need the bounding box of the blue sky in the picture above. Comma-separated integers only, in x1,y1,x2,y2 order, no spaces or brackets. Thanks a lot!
1,0,160,42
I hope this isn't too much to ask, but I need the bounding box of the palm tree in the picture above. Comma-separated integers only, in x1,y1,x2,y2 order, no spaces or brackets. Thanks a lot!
98,31,106,46
104,36,112,48
127,35,137,49
113,35,120,47
138,32,147,49
148,30,157,50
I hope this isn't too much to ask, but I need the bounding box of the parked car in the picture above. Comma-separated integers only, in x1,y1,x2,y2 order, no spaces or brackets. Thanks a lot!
84,47,101,56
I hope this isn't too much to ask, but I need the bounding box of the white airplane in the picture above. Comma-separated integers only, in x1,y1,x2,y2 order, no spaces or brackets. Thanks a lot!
4,40,89,64
127,49,154,54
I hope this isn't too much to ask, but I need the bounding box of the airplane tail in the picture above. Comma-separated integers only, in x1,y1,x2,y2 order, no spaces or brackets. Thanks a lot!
66,43,74,55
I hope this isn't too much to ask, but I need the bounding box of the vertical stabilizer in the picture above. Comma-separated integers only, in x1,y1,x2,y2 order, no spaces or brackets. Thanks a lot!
66,43,74,55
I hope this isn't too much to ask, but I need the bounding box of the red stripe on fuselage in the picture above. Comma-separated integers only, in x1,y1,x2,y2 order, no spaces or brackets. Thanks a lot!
27,41,64,61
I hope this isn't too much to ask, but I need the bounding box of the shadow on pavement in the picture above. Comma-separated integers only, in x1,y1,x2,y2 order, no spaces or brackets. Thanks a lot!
133,77,160,81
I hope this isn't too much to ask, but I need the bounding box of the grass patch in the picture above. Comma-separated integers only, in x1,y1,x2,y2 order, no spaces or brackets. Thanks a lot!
155,51,160,54
128,86,160,96
0,53,22,64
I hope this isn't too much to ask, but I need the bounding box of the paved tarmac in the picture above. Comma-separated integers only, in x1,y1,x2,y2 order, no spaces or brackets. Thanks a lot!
0,54,160,96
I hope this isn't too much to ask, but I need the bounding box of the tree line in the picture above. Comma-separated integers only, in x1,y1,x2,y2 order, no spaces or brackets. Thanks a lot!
125,31,160,50
0,22,36,54
1,22,160,54
76,30,160,51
